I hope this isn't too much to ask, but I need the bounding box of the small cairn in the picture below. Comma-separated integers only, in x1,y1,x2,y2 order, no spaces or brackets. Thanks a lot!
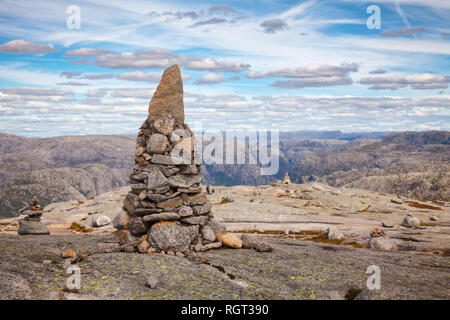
113,65,240,255
18,196,50,235
366,227,396,251
280,172,291,184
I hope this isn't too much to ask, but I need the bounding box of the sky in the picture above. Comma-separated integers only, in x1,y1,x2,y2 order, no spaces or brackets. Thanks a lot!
0,0,449,137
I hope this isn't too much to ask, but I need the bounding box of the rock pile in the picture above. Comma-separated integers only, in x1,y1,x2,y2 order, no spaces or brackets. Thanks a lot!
281,172,291,184
366,227,396,251
18,196,50,235
113,65,234,255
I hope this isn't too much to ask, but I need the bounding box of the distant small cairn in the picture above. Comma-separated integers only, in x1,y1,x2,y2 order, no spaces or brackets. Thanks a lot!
280,172,291,184
18,196,50,235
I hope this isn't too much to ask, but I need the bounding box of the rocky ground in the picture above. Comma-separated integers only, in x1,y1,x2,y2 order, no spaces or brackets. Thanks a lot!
0,182,449,300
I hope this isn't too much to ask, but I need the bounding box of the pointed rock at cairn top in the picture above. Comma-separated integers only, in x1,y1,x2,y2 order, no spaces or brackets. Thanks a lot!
148,64,184,125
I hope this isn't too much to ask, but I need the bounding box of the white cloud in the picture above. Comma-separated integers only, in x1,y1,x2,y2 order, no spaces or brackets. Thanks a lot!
63,48,113,57
360,73,449,90
116,71,162,83
194,73,226,85
0,40,57,54
94,48,250,72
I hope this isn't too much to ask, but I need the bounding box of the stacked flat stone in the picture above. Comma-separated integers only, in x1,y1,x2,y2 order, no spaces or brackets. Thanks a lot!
114,65,224,255
18,196,50,235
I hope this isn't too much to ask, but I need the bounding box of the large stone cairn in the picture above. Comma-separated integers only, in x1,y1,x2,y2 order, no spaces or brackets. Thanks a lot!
18,196,50,235
114,65,231,255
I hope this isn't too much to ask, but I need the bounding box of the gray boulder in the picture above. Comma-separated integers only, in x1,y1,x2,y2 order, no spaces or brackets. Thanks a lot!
326,227,344,241
92,215,111,227
153,117,175,136
241,234,273,252
148,222,198,252
143,212,180,223
167,175,201,188
18,220,50,235
205,220,226,233
366,237,397,251
180,216,208,226
201,226,216,242
147,134,170,154
401,214,420,228
147,169,168,189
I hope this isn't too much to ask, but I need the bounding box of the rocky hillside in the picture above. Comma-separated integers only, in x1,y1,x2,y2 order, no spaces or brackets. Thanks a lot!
290,131,450,201
1,132,368,218
0,134,135,218
2,131,445,218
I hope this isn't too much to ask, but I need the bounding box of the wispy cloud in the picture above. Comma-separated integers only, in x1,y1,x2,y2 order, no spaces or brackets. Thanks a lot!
63,48,113,57
260,19,288,34
360,73,449,90
94,48,250,72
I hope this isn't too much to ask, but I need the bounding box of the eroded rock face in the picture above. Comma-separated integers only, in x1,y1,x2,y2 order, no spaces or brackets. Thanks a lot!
148,222,198,252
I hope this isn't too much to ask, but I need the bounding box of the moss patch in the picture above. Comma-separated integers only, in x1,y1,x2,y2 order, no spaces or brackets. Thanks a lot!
69,223,93,233
406,201,442,211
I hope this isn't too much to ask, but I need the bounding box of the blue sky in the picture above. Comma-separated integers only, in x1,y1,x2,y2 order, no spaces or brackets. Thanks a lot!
0,0,449,137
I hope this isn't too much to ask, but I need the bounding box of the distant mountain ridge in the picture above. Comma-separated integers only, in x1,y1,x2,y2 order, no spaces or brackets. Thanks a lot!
289,131,450,201
0,130,448,218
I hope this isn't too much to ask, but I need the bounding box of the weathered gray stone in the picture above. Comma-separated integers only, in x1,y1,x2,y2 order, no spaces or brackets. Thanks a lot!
367,237,397,251
391,198,403,204
147,169,168,189
134,208,162,216
136,135,145,148
205,220,226,233
189,194,207,206
129,217,148,235
167,174,201,188
401,214,420,228
92,215,111,227
130,183,147,193
193,242,222,252
138,190,147,200
18,220,50,235
180,165,198,175
178,205,193,217
153,117,176,136
137,240,150,254
113,211,129,230
326,227,344,241
135,147,145,157
151,154,183,165
123,193,139,215
143,212,180,223
192,201,212,215
148,65,184,126
178,187,202,194
130,172,147,182
200,226,216,242
147,133,170,154
180,216,208,225
241,234,273,252
157,196,183,209
381,221,394,228
148,222,198,252
146,192,180,203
